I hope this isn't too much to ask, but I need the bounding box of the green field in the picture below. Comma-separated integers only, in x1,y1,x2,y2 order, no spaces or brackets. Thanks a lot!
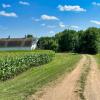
0,50,55,81
0,52,81,100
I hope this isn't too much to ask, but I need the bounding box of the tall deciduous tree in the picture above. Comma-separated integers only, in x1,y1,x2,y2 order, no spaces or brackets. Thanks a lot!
37,37,58,51
79,27,98,54
58,29,76,52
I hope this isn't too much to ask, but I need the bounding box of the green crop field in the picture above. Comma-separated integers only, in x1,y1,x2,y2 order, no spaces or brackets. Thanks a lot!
0,51,81,100
0,50,55,81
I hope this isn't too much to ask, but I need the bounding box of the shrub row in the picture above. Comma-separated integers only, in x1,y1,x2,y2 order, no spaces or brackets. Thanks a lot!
0,50,55,81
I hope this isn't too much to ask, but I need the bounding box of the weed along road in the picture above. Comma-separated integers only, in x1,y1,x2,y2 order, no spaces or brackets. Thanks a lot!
29,55,100,100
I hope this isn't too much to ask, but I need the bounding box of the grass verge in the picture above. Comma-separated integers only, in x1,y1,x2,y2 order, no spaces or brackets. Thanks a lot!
0,53,81,100
95,54,100,66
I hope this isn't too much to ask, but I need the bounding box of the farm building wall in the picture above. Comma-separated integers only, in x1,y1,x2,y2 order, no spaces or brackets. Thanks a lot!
0,38,37,51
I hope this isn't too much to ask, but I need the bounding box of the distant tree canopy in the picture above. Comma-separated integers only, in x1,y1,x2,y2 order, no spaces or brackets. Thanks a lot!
97,28,100,52
37,37,58,51
25,34,37,41
25,34,33,38
76,28,99,54
37,27,100,54
58,30,76,52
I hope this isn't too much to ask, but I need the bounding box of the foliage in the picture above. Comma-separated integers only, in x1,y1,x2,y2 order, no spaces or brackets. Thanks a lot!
37,37,58,51
25,34,33,38
58,30,76,52
37,27,100,54
77,27,98,54
0,50,55,81
97,29,100,52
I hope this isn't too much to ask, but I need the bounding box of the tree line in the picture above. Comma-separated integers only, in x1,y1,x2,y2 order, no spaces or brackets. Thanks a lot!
37,27,100,54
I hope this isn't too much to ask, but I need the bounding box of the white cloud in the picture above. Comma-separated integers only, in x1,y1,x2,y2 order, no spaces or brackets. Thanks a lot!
59,22,66,28
92,2,100,6
19,1,30,6
90,20,100,25
70,25,79,29
41,23,56,29
41,23,46,26
2,4,11,8
41,14,59,20
47,25,56,28
49,31,55,34
59,22,79,29
58,5,86,12
34,19,40,22
41,24,56,28
32,17,40,22
0,11,18,18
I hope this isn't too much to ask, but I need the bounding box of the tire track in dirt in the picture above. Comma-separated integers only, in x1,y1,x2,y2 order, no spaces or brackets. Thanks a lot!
76,55,90,100
84,56,100,100
28,55,87,100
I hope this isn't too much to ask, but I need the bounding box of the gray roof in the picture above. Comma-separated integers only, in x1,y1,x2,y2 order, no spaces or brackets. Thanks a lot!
0,38,36,47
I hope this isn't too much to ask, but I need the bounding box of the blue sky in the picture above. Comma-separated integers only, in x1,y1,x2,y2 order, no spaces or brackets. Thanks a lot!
0,0,100,38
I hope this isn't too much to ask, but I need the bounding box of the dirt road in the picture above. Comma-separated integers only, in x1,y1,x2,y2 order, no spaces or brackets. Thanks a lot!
29,55,100,100
29,55,87,100
84,56,100,100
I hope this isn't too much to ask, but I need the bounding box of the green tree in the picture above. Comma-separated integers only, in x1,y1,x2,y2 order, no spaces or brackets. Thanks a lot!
74,30,84,53
97,28,100,52
37,37,58,51
58,29,76,52
26,34,33,38
79,27,98,54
